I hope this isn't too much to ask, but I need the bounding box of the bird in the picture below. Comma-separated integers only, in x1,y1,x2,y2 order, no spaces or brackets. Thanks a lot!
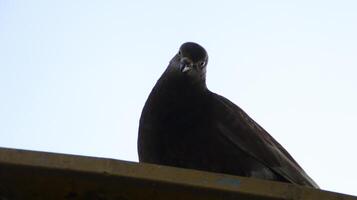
138,42,319,188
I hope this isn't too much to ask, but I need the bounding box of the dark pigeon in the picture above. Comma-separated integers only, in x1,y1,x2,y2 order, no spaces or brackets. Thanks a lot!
138,42,319,188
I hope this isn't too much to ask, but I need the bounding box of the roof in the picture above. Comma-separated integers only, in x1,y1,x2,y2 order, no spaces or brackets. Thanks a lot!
0,147,355,200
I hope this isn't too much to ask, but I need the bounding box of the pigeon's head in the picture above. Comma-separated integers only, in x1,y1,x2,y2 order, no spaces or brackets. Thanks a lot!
169,42,208,84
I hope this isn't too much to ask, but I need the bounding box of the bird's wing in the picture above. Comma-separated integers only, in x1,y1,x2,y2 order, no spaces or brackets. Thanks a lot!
211,92,319,188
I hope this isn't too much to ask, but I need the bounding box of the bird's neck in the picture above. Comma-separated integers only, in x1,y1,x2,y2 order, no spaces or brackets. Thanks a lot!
156,69,207,99
144,68,210,127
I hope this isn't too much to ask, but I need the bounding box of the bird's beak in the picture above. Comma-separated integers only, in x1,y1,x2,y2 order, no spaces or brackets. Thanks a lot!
180,57,193,73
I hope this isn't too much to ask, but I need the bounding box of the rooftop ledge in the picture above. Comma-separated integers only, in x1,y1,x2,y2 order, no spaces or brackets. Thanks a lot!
0,147,355,200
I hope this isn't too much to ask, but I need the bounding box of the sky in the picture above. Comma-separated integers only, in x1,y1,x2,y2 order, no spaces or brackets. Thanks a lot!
1,0,357,196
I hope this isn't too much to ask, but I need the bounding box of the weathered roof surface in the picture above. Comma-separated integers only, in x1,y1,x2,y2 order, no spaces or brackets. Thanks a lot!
0,147,355,200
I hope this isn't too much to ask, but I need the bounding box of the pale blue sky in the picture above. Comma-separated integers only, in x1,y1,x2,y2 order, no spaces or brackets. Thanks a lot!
1,0,357,195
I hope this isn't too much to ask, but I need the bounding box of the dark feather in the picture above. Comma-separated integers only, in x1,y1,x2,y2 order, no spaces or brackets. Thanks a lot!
211,93,319,188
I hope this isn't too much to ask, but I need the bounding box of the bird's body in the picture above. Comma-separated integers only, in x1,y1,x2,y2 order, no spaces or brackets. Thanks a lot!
138,42,319,188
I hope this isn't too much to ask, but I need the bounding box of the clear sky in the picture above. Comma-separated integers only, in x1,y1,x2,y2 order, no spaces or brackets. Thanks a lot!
1,0,356,196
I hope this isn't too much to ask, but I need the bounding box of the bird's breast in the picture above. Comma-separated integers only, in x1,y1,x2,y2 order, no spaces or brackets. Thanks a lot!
138,77,215,165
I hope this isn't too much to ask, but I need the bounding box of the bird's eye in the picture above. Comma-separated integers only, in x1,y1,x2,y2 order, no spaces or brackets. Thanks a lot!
178,51,181,55
200,61,206,67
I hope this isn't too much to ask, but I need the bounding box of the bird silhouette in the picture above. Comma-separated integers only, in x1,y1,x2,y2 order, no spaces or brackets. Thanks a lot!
138,42,319,188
